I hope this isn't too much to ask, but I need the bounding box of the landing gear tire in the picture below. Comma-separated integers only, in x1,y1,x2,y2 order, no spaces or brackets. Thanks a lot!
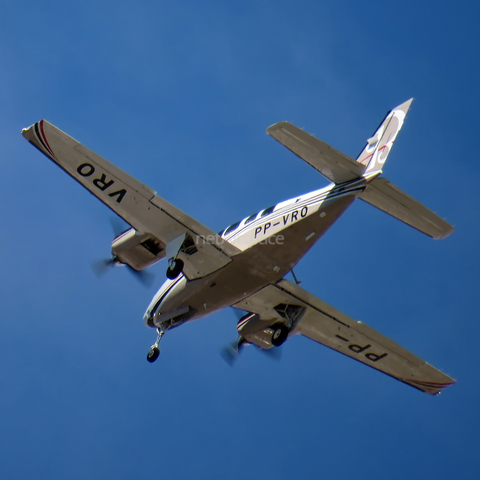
166,259,184,279
147,346,160,363
271,323,289,347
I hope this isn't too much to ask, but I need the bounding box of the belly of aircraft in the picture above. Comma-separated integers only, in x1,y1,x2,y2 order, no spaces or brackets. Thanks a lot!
161,195,355,323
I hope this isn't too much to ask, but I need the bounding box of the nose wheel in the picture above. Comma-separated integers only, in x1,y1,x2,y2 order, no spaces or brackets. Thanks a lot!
147,346,160,362
147,327,165,363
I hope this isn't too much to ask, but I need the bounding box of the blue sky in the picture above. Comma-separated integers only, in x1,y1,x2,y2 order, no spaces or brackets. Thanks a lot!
1,1,479,478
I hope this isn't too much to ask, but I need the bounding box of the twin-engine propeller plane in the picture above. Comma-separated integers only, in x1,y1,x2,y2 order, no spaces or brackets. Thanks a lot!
22,99,455,395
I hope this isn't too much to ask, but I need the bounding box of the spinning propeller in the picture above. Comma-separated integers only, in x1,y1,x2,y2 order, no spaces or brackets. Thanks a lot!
220,308,282,366
91,217,155,288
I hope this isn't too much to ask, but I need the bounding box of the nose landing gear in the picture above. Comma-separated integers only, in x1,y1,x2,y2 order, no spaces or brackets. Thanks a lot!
147,346,160,362
147,327,165,363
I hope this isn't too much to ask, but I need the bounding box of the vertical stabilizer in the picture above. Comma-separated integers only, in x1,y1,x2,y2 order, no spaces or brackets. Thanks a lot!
357,99,413,177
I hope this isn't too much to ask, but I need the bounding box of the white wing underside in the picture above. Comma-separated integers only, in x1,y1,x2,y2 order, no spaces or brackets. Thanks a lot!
22,120,240,279
233,279,455,395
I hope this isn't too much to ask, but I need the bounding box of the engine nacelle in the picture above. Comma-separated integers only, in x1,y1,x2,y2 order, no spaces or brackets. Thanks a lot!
237,312,288,349
111,228,166,271
241,328,276,350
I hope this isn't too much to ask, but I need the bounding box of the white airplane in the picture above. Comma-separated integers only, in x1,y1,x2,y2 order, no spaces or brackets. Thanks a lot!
22,99,455,395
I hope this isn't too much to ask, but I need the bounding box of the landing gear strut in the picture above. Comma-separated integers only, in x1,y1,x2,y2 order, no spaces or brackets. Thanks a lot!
147,327,165,363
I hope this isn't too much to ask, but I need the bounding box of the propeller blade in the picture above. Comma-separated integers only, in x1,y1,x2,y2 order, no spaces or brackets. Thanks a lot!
230,307,248,321
91,218,153,287
223,309,282,364
221,344,239,367
221,337,247,367
109,216,131,238
126,266,155,288
91,258,116,278
92,258,154,288
260,346,282,361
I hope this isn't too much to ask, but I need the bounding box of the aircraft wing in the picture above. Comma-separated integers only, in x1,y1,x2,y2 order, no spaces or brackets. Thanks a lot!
233,279,455,395
22,120,240,279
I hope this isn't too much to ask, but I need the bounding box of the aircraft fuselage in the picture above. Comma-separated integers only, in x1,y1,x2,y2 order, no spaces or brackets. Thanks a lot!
144,179,366,329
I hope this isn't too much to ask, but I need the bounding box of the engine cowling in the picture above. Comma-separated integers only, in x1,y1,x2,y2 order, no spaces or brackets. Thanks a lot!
237,312,289,349
111,228,166,271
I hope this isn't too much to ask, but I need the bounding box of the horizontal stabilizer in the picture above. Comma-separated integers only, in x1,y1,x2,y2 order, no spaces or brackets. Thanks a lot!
359,177,454,239
267,121,366,184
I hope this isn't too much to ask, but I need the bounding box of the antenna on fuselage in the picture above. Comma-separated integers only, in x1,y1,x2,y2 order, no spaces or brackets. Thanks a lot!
291,268,302,285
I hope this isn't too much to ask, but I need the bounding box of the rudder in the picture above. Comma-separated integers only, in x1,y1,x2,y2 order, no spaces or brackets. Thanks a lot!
357,99,413,177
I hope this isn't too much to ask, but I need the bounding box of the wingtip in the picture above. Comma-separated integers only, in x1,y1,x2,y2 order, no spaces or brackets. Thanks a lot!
266,121,290,135
21,124,34,140
433,223,455,240
21,120,43,139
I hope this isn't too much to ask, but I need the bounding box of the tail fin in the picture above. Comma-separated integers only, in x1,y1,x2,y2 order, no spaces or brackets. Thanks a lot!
267,99,413,185
357,99,413,177
267,99,453,238
356,99,453,239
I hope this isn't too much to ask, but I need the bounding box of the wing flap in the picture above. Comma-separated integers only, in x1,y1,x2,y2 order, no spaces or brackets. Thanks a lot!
22,120,240,278
266,121,366,184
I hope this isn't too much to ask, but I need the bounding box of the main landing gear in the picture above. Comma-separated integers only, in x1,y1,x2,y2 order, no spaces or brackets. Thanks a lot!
147,327,165,363
271,323,289,347
166,258,184,280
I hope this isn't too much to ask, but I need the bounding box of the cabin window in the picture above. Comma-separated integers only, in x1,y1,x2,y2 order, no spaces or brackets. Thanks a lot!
261,205,275,217
244,213,257,225
224,221,241,235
